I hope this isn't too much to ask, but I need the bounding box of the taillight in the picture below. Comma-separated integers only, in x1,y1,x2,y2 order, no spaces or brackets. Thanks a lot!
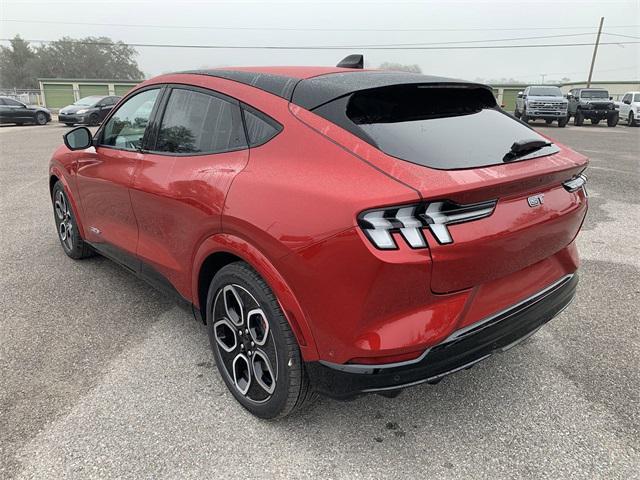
358,199,497,249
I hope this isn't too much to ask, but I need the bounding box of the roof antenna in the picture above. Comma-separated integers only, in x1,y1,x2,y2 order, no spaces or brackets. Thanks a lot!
337,54,364,69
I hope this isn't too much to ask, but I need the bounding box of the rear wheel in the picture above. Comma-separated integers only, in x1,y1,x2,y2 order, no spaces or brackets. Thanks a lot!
514,108,521,119
607,112,619,127
557,116,568,128
574,110,584,126
35,112,48,125
51,181,93,259
545,119,553,125
206,262,313,419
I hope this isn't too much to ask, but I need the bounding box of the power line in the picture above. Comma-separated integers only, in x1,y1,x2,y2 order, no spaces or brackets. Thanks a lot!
2,38,638,51
2,18,640,33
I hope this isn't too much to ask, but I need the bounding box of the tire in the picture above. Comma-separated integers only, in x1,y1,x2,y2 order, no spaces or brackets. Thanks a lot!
64,123,74,127
607,112,619,127
574,110,584,126
206,262,313,419
629,112,639,127
88,113,100,126
51,181,94,259
558,116,568,128
521,108,529,123
514,108,521,119
591,119,600,125
35,112,48,125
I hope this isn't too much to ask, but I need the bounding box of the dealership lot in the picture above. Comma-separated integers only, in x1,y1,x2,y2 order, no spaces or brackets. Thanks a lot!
1,122,638,479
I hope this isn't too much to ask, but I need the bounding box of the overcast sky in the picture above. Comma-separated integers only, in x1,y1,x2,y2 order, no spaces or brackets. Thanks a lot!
1,0,638,83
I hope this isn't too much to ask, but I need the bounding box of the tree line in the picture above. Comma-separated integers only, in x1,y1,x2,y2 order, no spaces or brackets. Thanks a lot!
0,35,144,89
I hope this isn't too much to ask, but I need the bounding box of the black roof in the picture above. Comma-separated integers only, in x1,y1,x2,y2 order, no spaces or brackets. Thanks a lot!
182,69,485,110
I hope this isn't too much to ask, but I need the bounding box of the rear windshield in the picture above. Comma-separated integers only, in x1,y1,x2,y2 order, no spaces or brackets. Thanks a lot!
313,84,557,170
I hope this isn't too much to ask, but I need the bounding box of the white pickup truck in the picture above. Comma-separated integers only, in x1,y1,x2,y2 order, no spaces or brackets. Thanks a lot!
617,91,640,127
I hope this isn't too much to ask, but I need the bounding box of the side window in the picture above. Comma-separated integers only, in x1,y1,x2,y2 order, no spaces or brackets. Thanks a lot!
4,98,24,107
242,105,282,147
155,88,246,154
622,93,630,103
100,88,160,151
102,97,115,106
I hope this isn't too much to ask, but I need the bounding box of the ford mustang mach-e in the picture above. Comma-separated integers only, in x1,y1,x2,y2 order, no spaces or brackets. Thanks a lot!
49,57,588,418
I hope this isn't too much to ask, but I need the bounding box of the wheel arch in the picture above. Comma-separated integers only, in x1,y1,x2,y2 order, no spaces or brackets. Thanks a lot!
192,233,319,361
49,167,86,238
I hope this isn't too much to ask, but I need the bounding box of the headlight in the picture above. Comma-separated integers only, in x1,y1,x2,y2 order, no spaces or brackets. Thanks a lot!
76,109,88,114
358,199,497,248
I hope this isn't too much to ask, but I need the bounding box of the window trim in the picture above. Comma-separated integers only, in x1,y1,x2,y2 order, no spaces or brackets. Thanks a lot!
94,85,166,152
145,83,248,157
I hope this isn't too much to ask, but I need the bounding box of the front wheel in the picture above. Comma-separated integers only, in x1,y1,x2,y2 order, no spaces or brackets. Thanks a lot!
558,116,568,128
51,181,93,259
607,112,619,127
206,262,313,419
630,112,639,127
521,108,529,123
88,113,100,126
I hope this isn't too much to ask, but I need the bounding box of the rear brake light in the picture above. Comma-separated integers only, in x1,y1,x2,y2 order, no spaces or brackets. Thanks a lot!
358,199,497,249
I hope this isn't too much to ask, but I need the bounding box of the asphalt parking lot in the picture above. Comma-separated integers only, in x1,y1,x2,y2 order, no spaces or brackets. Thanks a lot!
1,120,638,479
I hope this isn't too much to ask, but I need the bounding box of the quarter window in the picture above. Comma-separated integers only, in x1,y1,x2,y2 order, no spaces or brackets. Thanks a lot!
100,88,160,151
242,106,282,147
155,88,246,154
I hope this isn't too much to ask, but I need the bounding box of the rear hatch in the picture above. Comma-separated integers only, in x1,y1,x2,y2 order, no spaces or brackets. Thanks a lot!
308,81,588,293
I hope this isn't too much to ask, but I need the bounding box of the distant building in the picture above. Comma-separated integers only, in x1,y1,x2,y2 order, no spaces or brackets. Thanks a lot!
38,78,143,109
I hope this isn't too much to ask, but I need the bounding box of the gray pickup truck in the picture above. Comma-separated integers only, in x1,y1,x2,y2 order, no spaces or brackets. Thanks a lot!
567,88,618,127
514,86,568,127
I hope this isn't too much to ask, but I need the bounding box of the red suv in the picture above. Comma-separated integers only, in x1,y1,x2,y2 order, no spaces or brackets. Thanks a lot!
50,60,588,418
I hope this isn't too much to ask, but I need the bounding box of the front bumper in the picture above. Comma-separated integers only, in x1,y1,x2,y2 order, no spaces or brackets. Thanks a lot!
528,110,567,118
580,109,616,119
306,273,578,399
58,114,87,124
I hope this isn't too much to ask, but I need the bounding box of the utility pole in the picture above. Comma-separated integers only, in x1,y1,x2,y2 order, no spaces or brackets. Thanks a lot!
587,17,604,87
540,73,547,84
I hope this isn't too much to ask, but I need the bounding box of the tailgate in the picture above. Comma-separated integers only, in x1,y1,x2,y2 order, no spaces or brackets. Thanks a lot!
428,183,587,293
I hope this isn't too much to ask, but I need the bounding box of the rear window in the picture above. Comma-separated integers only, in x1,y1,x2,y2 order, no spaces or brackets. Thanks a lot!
313,84,557,170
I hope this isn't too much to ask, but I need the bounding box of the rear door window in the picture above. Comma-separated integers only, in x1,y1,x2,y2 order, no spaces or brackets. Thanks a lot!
154,88,246,154
313,84,558,170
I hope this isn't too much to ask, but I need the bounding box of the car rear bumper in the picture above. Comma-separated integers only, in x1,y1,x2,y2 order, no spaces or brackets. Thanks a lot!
306,273,578,399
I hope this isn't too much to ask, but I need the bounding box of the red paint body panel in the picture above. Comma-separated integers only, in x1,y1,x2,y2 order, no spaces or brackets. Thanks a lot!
49,69,589,367
130,149,249,299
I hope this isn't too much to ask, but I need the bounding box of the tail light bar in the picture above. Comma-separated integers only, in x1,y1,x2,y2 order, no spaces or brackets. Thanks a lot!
358,199,497,249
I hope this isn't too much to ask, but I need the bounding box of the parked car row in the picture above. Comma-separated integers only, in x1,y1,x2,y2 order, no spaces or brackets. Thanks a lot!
514,87,639,128
58,95,122,126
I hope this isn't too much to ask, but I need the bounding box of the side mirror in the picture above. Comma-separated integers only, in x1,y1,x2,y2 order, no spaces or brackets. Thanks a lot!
63,126,93,150
517,91,523,98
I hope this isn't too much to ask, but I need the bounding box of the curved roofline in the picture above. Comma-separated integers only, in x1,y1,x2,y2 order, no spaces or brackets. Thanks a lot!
174,67,487,110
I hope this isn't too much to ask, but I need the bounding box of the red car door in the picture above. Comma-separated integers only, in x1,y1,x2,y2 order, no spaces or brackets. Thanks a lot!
129,86,249,299
75,87,162,268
